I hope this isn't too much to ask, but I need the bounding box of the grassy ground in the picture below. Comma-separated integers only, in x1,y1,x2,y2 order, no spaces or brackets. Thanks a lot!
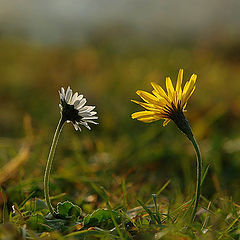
1,38,240,239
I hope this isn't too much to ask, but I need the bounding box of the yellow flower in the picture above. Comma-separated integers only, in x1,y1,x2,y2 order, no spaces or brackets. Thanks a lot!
131,69,197,127
131,69,202,221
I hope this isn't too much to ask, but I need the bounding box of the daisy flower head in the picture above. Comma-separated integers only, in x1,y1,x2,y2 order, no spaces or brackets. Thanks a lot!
131,69,197,137
59,86,98,131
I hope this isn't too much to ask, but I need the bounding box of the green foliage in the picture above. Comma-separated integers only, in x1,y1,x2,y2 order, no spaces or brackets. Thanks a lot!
56,201,82,220
27,214,50,232
83,209,121,229
24,198,48,212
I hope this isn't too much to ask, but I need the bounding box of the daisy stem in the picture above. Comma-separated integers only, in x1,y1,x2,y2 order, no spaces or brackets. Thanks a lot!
44,116,65,217
188,134,202,223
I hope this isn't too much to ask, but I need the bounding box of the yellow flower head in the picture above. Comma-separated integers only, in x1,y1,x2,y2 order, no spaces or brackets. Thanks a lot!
131,69,197,127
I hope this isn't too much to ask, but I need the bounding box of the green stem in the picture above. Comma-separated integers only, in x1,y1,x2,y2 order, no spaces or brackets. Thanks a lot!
173,111,202,222
189,134,202,222
44,116,65,217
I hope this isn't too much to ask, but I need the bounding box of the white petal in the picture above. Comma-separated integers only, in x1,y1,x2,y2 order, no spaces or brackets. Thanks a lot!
73,123,79,131
79,112,93,117
90,111,97,116
59,104,63,110
71,92,78,104
75,122,82,131
69,90,73,104
76,98,87,109
82,116,98,120
76,94,83,101
78,106,95,112
81,121,91,130
85,106,96,111
73,100,81,108
59,91,64,100
61,87,65,97
78,111,88,115
65,87,70,102
86,120,98,125
66,89,73,104
65,86,70,97
79,111,97,117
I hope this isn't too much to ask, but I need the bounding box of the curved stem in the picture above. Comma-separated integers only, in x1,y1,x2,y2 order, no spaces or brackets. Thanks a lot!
173,112,202,222
189,134,202,222
44,116,65,216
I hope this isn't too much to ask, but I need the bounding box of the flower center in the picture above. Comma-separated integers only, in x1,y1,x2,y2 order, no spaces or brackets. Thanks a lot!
61,101,82,123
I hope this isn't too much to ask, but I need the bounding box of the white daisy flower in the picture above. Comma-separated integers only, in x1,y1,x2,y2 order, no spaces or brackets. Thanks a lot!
59,86,98,131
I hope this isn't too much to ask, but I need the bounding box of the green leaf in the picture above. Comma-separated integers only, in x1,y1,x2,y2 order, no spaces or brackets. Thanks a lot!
56,201,82,220
44,218,71,233
24,198,48,212
84,209,121,230
27,214,51,232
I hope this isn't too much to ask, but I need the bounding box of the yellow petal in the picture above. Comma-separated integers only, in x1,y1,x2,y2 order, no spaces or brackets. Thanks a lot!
183,86,195,104
131,100,162,111
172,91,178,107
151,82,169,100
182,81,190,96
166,77,174,99
152,89,161,99
136,90,159,104
176,69,183,100
182,74,197,104
163,119,171,126
151,90,169,106
132,111,162,123
137,116,162,123
189,73,197,84
131,111,157,119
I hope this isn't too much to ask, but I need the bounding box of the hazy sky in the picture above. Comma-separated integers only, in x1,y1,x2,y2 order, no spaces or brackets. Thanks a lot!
0,0,239,44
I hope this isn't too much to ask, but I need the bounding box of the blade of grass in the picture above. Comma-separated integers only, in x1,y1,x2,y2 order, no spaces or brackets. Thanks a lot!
65,228,115,238
50,193,66,200
152,194,162,225
160,213,174,224
201,164,210,186
122,178,127,210
137,200,156,224
201,201,211,232
90,182,108,202
223,215,240,235
170,199,192,222
182,164,210,220
120,210,138,228
19,191,36,208
145,180,170,205
107,202,125,240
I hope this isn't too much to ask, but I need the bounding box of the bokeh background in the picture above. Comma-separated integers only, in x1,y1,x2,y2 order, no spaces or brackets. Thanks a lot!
1,0,240,212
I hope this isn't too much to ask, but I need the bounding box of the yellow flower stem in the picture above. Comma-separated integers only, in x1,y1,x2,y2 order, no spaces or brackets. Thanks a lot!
44,116,65,217
173,112,202,222
188,134,202,223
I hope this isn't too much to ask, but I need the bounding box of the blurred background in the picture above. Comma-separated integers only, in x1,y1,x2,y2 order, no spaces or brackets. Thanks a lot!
1,0,240,212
